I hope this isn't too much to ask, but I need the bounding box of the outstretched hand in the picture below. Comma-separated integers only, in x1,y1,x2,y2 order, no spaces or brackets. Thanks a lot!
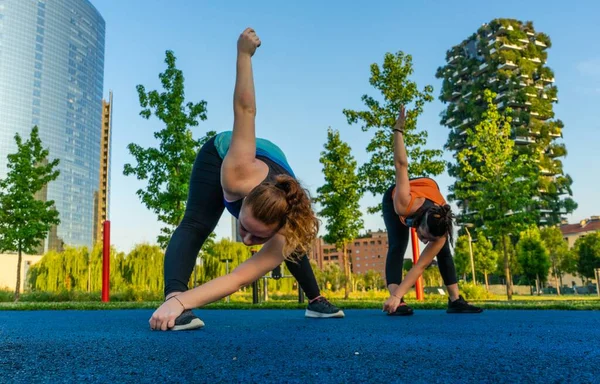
383,295,402,314
394,105,406,132
237,27,261,57
149,297,185,331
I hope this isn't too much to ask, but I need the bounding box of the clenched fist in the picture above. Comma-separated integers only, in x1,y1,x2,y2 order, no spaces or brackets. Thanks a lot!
237,27,261,57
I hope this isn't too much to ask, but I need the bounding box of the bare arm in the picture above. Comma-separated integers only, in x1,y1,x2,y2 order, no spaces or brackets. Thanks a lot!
221,28,266,195
149,235,287,330
176,235,286,309
391,237,446,300
393,106,412,215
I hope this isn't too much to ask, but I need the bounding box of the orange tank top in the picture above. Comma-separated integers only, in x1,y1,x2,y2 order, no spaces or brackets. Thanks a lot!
394,178,446,225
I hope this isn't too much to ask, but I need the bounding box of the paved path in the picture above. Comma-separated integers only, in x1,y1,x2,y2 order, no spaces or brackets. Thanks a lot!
1,309,598,383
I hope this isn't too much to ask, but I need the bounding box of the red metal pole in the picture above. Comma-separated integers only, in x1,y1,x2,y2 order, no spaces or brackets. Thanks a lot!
410,227,424,301
102,220,110,302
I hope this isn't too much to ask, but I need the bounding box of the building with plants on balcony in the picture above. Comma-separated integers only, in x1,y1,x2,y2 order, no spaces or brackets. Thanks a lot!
436,18,576,227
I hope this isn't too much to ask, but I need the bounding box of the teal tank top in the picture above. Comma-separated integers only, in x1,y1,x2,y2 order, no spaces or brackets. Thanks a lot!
213,131,296,178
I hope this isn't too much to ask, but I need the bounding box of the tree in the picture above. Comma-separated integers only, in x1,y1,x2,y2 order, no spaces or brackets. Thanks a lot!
473,231,499,290
343,51,444,213
516,226,550,294
315,128,364,299
494,238,522,284
124,50,216,248
124,244,164,292
453,235,472,281
0,127,60,301
540,226,570,294
363,270,384,291
322,262,344,292
574,233,600,280
198,238,253,289
453,89,538,300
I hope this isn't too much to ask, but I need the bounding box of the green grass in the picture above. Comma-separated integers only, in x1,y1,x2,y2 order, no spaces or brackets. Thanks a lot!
1,289,599,311
1,298,599,311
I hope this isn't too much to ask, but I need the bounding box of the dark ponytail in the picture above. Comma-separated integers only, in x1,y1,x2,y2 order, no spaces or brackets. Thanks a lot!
426,204,455,244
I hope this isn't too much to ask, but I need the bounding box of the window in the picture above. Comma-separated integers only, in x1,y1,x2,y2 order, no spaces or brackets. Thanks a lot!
355,250,360,253
354,242,360,246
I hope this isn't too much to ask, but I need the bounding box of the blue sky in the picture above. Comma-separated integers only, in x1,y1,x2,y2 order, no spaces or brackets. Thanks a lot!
91,0,600,252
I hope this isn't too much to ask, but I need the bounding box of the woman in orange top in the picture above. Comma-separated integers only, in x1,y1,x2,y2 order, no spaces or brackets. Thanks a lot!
382,106,482,316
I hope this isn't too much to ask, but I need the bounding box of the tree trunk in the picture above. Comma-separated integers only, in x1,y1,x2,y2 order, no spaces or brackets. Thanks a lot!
502,235,513,300
559,274,564,293
535,274,540,295
484,271,489,291
555,272,561,295
14,242,23,302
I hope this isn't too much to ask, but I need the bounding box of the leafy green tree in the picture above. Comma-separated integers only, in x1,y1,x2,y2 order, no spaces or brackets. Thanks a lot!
473,231,499,290
574,232,600,280
124,244,164,292
540,226,570,294
453,235,472,281
494,237,522,283
199,239,252,287
517,226,550,294
343,51,444,213
124,50,216,248
422,266,442,287
323,262,344,292
0,127,60,301
453,90,537,300
315,128,364,299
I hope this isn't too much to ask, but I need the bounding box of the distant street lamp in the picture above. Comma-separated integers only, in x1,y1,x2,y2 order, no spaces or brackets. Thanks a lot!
462,224,477,285
595,268,600,298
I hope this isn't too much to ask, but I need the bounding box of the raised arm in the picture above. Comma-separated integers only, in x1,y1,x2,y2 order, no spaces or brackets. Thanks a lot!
392,106,412,215
221,28,266,195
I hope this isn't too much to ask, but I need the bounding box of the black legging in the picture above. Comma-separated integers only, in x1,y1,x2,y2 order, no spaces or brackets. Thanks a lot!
163,135,321,299
382,185,458,287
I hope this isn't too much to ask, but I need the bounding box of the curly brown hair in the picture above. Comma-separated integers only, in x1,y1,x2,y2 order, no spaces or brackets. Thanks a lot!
244,175,319,259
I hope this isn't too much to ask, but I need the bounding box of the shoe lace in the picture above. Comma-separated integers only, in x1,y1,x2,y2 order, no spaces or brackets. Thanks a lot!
315,296,333,308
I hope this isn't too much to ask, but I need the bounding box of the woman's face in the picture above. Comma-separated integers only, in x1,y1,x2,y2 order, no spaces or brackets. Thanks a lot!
238,204,279,246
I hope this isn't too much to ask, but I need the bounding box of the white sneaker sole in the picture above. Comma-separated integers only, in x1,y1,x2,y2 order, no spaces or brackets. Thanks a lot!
172,318,205,331
305,309,345,318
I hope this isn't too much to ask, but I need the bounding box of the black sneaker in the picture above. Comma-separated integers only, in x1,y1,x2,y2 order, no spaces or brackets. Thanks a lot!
447,295,483,314
172,309,205,331
388,300,414,316
305,296,345,318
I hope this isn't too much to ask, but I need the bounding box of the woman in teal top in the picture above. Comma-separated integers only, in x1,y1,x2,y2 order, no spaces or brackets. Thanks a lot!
149,28,343,331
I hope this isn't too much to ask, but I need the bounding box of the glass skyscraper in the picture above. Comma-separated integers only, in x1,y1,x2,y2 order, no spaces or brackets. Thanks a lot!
0,0,106,250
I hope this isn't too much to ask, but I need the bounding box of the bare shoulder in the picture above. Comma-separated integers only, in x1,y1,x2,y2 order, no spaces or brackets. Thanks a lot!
221,158,269,199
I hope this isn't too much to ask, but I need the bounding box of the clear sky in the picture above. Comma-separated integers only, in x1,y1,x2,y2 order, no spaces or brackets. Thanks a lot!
91,0,600,253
